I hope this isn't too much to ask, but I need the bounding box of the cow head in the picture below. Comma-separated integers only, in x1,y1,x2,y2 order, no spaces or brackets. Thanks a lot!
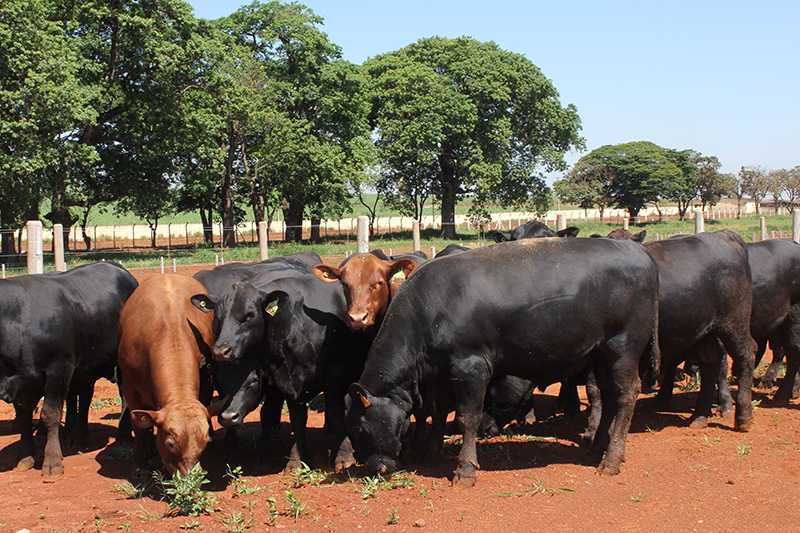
312,255,419,331
192,283,270,363
492,221,580,243
345,383,411,476
214,358,269,427
131,397,225,476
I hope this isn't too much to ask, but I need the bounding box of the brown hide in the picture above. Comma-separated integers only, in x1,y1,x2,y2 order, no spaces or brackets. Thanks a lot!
118,274,222,477
313,255,418,332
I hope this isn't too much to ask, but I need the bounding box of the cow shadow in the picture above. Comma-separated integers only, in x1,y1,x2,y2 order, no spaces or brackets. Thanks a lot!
0,420,116,473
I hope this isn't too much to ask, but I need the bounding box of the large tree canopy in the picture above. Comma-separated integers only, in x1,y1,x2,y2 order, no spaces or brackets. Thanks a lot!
366,36,584,239
562,141,692,220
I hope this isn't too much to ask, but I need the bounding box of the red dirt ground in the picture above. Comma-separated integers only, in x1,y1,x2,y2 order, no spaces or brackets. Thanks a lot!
2,266,800,532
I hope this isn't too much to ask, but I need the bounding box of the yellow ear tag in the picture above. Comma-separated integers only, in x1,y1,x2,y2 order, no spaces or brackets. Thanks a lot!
357,391,371,408
200,300,206,307
323,271,330,278
140,415,147,422
265,300,279,316
392,271,406,281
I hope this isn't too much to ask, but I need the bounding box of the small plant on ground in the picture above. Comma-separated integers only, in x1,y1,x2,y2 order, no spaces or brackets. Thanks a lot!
113,478,154,499
225,465,265,496
352,471,416,499
217,501,257,532
630,493,646,502
156,463,217,516
735,438,753,463
387,506,400,525
284,489,308,522
284,461,328,488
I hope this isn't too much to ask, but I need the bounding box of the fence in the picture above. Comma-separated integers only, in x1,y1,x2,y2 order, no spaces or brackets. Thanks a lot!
4,206,800,277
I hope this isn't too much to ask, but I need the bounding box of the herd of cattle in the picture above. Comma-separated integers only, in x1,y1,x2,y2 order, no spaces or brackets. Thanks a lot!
1,220,799,488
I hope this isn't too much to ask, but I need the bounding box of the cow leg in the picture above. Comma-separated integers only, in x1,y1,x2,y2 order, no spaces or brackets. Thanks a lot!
595,348,641,476
760,344,784,386
325,390,356,472
654,357,680,408
39,392,66,477
13,405,36,471
255,387,284,466
582,369,602,447
284,401,309,471
66,381,95,446
772,313,800,405
131,424,153,480
716,354,734,418
688,359,721,429
557,381,582,418
719,329,756,432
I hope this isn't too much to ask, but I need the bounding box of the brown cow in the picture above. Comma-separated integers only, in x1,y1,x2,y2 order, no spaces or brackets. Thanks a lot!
312,253,419,332
117,274,225,479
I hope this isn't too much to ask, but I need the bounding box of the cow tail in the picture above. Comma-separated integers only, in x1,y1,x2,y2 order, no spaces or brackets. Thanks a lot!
642,302,660,393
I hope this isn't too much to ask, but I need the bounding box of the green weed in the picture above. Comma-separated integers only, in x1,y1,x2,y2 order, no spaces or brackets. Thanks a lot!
156,463,217,517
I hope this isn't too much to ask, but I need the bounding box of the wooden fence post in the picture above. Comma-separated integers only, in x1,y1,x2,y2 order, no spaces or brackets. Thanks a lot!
357,216,369,253
54,223,66,272
412,219,421,252
695,208,704,233
26,220,43,274
258,221,269,260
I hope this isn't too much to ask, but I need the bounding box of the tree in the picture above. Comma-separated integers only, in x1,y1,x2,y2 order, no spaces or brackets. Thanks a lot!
569,141,689,221
554,163,615,222
783,166,800,211
366,37,584,239
767,168,790,213
213,1,372,244
0,0,100,254
691,153,732,212
739,165,770,215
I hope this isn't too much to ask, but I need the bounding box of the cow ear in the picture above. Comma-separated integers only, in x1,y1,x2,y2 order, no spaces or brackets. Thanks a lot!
191,294,215,313
261,289,290,318
557,226,581,238
206,395,229,418
312,264,342,283
131,409,160,429
348,383,371,408
492,232,510,243
387,258,419,282
632,230,647,243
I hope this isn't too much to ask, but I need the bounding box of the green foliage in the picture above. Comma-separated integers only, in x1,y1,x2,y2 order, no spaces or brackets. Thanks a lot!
156,463,217,517
564,141,692,219
225,465,266,496
366,36,584,238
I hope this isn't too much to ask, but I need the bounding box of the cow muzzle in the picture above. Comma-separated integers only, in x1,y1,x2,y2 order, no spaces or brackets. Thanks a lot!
347,311,373,329
212,344,235,362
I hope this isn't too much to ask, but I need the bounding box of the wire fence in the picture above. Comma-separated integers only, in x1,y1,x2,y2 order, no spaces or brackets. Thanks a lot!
1,206,797,278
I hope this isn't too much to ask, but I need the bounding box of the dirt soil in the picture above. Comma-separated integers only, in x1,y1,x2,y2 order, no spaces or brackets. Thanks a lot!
2,266,800,532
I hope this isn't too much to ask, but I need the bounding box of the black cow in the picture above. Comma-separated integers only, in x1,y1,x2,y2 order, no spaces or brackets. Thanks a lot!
0,262,138,476
346,237,659,486
711,239,800,408
492,220,579,243
193,250,322,297
192,273,372,471
641,231,756,430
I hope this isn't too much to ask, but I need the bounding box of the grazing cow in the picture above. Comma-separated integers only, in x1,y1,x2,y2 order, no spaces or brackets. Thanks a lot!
0,262,137,476
346,237,660,486
590,228,647,242
492,220,579,243
435,243,473,257
192,273,372,471
117,274,225,479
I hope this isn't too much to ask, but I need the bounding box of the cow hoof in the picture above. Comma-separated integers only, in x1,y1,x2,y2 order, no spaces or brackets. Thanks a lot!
15,456,35,472
284,459,303,473
689,416,709,429
735,419,754,432
334,454,356,473
596,463,621,476
42,464,63,477
452,472,477,488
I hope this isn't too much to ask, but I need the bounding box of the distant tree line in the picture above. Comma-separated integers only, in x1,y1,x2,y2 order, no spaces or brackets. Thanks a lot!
554,141,800,222
0,0,584,254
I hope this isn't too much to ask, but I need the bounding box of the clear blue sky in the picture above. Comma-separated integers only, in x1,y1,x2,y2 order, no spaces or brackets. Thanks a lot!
186,0,799,182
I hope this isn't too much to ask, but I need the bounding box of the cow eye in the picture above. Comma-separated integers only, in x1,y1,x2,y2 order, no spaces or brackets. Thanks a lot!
374,280,384,289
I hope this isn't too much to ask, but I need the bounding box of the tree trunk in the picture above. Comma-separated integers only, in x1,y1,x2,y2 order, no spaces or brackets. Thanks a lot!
220,137,237,248
310,217,322,243
283,197,304,242
438,152,458,240
199,206,214,244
